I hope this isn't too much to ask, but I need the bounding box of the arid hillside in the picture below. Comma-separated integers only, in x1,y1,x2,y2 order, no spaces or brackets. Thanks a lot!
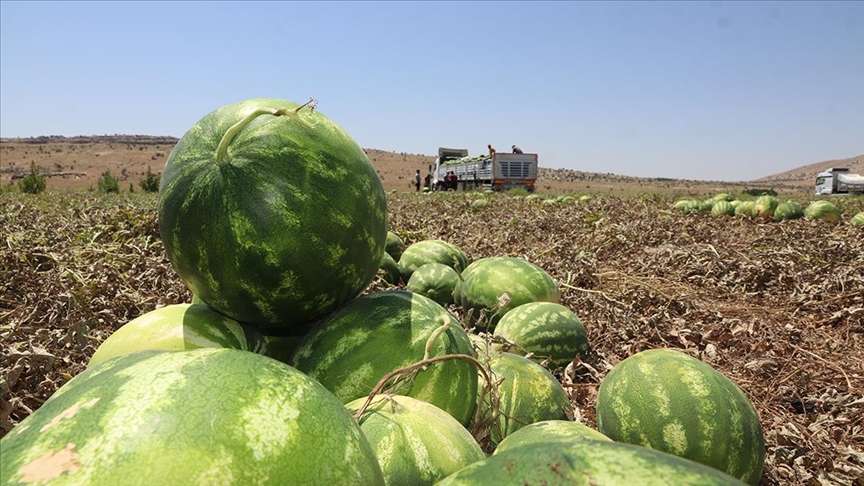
1,135,858,197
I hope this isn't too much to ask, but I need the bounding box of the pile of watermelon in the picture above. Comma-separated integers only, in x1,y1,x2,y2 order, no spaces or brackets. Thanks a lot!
0,98,765,485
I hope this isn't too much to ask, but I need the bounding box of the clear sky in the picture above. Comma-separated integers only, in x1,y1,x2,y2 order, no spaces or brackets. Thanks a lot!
1,1,862,181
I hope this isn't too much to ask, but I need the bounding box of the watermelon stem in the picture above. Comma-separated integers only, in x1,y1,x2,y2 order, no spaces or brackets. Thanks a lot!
215,101,317,166
423,320,451,362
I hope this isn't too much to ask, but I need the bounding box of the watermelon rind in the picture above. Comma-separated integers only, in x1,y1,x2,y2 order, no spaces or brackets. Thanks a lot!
406,262,460,306
436,439,748,485
595,348,765,485
379,252,402,285
157,97,388,336
0,349,385,485
492,419,611,455
290,290,478,425
492,302,589,368
345,395,484,485
385,231,406,262
88,303,267,367
397,240,469,281
804,200,841,223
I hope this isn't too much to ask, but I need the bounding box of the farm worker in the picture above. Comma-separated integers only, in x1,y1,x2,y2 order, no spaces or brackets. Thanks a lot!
512,145,524,154
488,144,496,157
414,170,421,191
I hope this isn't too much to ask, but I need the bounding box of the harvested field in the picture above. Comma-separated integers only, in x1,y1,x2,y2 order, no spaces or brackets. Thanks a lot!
1,190,863,485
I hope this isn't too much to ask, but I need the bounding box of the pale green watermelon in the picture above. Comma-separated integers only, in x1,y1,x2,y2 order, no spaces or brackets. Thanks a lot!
773,201,804,221
437,439,747,485
290,290,478,425
674,199,700,214
804,200,841,223
157,97,388,336
734,201,756,218
88,303,266,367
754,195,779,220
596,348,765,485
0,349,384,485
852,212,864,228
345,395,484,485
491,302,588,368
406,262,460,306
456,257,560,329
492,420,611,455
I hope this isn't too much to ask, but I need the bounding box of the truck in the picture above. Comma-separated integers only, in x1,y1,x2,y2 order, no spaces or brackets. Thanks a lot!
814,167,864,195
431,147,538,192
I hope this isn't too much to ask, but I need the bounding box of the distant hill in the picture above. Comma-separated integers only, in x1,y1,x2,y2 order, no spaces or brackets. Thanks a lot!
755,154,864,187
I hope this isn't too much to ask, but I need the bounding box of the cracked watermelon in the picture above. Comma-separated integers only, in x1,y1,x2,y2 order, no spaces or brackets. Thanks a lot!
0,348,384,485
345,395,484,485
456,256,560,329
158,98,388,336
437,439,748,485
596,348,765,485
88,303,267,368
290,290,478,425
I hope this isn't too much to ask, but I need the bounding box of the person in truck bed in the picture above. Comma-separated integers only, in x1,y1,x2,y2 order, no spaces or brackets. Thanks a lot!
511,145,523,154
488,144,496,157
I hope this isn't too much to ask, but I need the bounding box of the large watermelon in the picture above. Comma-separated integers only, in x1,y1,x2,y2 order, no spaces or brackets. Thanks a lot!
406,262,460,306
477,351,572,445
456,256,560,329
157,98,388,336
491,302,589,368
0,349,384,485
773,201,804,221
88,303,267,367
397,239,469,281
492,420,611,455
804,200,841,223
345,395,484,485
754,195,779,220
596,348,765,485
290,290,478,425
436,439,748,485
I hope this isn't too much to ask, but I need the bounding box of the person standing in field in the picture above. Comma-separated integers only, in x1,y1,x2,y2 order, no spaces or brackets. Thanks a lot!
511,145,523,154
414,169,421,191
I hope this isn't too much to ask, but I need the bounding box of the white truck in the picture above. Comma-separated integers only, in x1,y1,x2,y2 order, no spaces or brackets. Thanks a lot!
432,147,538,192
814,167,864,195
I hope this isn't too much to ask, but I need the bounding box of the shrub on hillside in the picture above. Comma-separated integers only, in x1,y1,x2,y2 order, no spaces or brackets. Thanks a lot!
139,166,160,193
19,162,46,194
98,170,120,194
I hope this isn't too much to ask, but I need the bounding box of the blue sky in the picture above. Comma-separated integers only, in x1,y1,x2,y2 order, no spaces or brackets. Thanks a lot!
1,1,862,181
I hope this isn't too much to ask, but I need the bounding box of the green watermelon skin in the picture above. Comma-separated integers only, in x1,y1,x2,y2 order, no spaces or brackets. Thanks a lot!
88,303,267,367
397,240,469,281
157,98,388,335
406,262,460,306
493,420,611,455
290,290,478,426
385,231,406,262
596,348,765,485
0,349,384,485
456,257,560,329
492,302,588,368
479,352,572,446
773,201,804,221
345,395,484,485
379,252,402,285
804,200,841,223
852,212,864,228
436,439,748,485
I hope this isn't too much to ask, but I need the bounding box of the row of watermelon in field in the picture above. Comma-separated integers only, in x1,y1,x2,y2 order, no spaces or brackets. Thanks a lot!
674,193,864,226
0,98,764,484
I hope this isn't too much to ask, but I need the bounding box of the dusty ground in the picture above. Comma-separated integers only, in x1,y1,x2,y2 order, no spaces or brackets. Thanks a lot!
1,188,862,485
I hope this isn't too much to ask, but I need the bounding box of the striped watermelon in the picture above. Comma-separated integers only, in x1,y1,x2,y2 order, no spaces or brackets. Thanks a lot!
477,351,572,446
0,349,384,485
491,302,589,368
88,303,267,367
397,240,469,281
754,195,779,220
773,201,804,221
493,420,611,455
456,257,560,329
673,199,700,214
157,98,388,336
290,290,478,425
734,201,756,218
379,252,401,285
436,439,748,485
385,231,406,262
406,262,460,306
596,348,765,485
804,200,841,223
852,212,864,228
345,395,485,485
711,200,734,217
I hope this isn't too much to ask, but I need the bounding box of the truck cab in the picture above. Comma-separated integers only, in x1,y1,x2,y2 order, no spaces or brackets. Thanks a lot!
815,167,864,195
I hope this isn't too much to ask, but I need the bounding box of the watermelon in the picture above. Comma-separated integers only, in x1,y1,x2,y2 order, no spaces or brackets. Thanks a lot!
711,200,734,217
290,290,478,425
596,348,765,485
754,195,779,220
493,420,611,455
262,334,305,365
379,252,401,285
436,439,748,485
734,201,756,218
157,97,388,336
405,262,460,306
88,303,267,367
345,395,485,485
0,349,384,485
852,211,864,228
804,200,841,223
397,239,469,281
456,256,560,329
713,193,733,202
773,201,804,221
673,199,699,214
385,231,406,262
698,199,716,213
477,351,572,446
491,302,588,368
